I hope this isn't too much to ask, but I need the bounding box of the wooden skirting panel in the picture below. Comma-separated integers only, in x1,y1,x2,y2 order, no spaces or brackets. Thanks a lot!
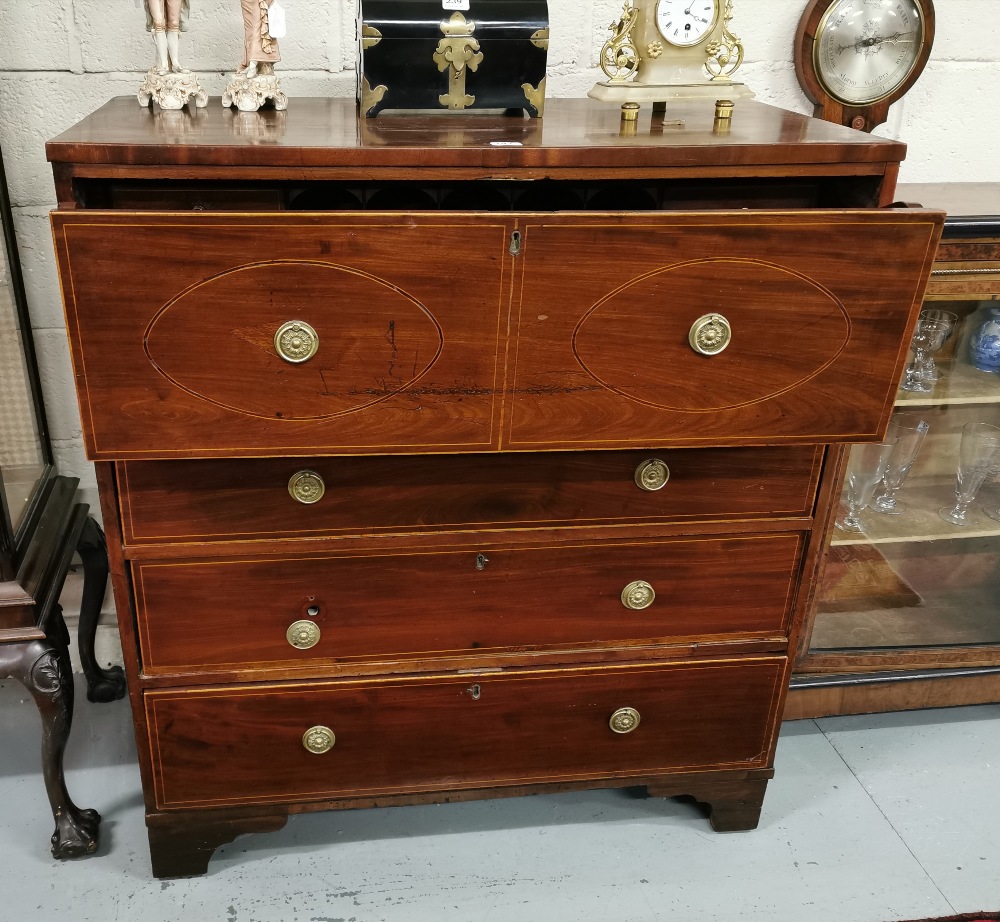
784,669,1000,720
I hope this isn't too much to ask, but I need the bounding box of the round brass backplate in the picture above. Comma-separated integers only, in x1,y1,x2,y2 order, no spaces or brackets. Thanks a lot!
288,470,326,505
688,313,732,356
609,707,641,734
634,459,670,492
287,620,321,650
274,320,319,363
302,725,336,754
621,580,655,610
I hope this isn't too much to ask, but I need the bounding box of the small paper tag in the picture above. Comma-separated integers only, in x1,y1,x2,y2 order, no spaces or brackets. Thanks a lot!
268,1,286,38
442,0,470,10
490,141,524,147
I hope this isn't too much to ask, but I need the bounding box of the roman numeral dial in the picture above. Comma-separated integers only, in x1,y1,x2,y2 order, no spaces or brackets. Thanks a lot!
655,0,719,47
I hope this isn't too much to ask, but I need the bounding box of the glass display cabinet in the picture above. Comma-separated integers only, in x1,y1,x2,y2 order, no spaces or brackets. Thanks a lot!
790,184,1000,718
0,146,107,858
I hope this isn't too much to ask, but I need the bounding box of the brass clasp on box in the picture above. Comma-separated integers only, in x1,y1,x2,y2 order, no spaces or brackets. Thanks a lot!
274,320,319,363
434,13,483,111
609,707,641,734
634,459,670,492
288,470,325,505
621,580,655,610
688,313,732,356
287,620,321,650
302,726,335,754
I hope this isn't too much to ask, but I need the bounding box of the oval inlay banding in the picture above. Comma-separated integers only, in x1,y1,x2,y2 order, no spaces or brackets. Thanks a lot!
144,261,443,420
573,258,850,412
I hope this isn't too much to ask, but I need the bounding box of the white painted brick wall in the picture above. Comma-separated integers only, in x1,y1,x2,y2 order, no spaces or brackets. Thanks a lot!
1,0,998,519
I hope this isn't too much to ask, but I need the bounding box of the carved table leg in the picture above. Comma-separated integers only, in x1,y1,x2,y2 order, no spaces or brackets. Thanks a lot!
147,811,289,878
3,628,101,858
647,778,769,832
76,517,126,703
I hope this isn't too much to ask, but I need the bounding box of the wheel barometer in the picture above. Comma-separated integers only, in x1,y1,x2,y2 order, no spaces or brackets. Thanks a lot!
589,0,752,109
795,0,935,131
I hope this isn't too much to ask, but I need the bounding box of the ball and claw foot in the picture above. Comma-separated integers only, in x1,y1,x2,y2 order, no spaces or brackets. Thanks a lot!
51,806,101,860
86,665,126,704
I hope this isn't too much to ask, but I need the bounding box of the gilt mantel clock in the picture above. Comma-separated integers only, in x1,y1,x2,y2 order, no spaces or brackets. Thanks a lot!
590,0,752,108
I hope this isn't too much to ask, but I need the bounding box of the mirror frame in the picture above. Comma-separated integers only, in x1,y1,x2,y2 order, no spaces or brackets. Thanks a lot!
0,144,54,580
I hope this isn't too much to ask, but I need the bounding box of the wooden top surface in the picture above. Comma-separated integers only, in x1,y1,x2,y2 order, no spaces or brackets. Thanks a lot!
897,183,1000,221
46,96,906,170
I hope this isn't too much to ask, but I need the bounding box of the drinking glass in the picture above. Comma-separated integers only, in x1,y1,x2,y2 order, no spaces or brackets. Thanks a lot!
900,310,958,393
939,422,1000,526
873,418,930,515
835,440,896,533
977,457,1000,523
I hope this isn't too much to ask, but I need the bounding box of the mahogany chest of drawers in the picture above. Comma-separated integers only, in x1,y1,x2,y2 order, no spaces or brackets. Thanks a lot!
47,98,942,877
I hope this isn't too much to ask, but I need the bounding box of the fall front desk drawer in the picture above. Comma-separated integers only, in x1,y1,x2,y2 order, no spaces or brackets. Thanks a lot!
133,534,804,674
118,445,821,544
51,210,940,459
145,657,785,809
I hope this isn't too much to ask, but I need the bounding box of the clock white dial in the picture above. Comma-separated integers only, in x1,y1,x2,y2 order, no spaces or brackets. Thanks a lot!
814,0,925,105
654,0,719,48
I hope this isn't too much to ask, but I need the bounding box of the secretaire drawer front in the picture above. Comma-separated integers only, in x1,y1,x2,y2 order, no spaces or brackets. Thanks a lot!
508,210,942,449
133,534,803,673
146,658,785,808
50,212,509,459
118,445,821,543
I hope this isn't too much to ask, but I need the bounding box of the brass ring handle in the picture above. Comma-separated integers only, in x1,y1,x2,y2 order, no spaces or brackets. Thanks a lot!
688,313,732,356
621,580,655,610
288,470,325,504
609,707,641,734
302,725,336,754
287,620,321,650
274,320,319,363
634,459,670,492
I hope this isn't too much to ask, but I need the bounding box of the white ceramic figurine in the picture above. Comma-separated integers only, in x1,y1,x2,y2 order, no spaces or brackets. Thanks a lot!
137,0,208,109
223,0,288,111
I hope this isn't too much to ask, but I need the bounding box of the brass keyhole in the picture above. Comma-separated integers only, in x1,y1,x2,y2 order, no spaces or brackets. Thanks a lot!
475,554,489,571
468,684,482,700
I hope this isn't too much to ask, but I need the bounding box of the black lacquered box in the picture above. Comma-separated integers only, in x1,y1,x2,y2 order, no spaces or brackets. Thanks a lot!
358,0,548,118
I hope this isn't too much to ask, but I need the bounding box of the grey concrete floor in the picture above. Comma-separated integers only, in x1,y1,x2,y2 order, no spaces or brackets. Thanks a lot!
1,678,998,922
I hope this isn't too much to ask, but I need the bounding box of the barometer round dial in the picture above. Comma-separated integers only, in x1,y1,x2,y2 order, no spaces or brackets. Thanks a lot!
795,0,934,130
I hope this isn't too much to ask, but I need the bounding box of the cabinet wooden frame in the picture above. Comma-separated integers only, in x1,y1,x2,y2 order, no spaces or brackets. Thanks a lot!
789,184,1000,719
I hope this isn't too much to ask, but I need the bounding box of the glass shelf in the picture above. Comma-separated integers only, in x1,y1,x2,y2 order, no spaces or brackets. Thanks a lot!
831,476,1000,546
895,361,1000,408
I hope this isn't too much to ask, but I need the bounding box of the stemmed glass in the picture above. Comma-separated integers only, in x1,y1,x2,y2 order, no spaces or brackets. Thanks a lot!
977,457,1000,524
835,440,897,533
873,418,930,515
900,310,958,393
939,422,1000,526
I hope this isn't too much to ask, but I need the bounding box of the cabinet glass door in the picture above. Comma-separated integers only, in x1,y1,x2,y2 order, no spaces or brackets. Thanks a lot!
0,148,48,539
805,215,1000,671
